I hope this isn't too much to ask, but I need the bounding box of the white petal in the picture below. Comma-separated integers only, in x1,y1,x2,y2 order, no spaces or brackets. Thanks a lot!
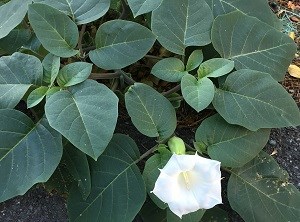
193,155,221,182
152,171,178,203
167,176,200,218
161,154,196,176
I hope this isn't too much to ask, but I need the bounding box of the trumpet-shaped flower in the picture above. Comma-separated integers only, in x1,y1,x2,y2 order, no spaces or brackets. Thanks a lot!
151,153,222,218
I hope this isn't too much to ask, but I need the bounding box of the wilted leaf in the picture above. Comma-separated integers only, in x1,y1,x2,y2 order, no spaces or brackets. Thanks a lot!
288,64,300,78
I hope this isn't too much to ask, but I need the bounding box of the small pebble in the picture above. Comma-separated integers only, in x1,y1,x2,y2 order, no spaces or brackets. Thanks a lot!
269,139,277,146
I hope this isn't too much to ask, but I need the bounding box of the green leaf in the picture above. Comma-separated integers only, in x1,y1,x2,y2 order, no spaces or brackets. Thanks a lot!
89,20,156,70
27,86,49,108
0,52,43,109
228,152,300,222
0,109,63,202
211,11,296,81
139,199,167,222
152,0,213,55
167,208,205,222
186,50,204,72
204,0,281,29
45,80,118,160
151,58,188,82
195,114,270,167
64,142,91,200
181,75,214,112
57,62,93,87
33,0,110,25
213,70,300,131
68,134,146,222
198,58,234,79
128,0,163,17
143,152,172,209
201,207,229,222
125,83,177,140
42,53,60,85
0,29,31,53
0,0,31,39
28,3,79,58
45,80,118,159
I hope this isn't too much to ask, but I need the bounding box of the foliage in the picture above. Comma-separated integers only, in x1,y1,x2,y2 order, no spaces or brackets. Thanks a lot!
0,0,299,221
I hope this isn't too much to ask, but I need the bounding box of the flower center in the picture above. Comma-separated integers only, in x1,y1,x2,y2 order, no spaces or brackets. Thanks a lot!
178,171,196,190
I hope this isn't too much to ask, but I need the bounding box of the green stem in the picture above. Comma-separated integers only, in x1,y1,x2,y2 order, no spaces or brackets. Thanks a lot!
144,55,163,60
90,72,121,79
77,24,86,57
162,84,181,96
135,145,157,163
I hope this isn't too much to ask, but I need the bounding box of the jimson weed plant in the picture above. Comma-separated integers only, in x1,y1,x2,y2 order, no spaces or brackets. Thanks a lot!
0,0,300,221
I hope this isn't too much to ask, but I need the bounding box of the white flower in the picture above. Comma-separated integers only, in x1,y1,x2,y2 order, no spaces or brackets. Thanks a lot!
151,153,222,218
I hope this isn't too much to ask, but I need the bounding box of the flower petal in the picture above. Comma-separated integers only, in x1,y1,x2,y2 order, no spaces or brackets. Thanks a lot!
162,154,196,177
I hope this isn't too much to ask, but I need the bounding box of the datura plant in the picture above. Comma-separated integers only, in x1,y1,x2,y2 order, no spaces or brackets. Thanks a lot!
0,0,299,221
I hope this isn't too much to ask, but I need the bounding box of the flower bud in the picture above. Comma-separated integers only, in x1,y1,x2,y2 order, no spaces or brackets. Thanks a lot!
168,136,186,155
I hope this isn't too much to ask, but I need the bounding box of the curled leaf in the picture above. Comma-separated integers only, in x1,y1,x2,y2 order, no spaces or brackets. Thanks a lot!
288,64,300,78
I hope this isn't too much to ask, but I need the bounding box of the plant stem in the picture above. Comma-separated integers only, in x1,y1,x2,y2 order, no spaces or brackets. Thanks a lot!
82,46,96,52
78,24,86,57
119,0,130,19
90,72,121,79
144,55,163,60
116,70,136,85
135,145,157,163
162,84,181,96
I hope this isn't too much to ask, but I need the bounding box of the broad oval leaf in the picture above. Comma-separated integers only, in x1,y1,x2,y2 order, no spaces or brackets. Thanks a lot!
201,207,229,222
151,58,188,82
205,0,281,29
68,134,146,222
228,152,300,222
28,3,79,58
0,109,63,202
198,58,234,79
89,20,156,70
167,208,205,222
33,0,110,25
125,83,177,140
186,50,204,72
64,142,91,200
143,151,172,209
213,70,300,131
195,114,270,167
0,29,31,53
27,86,49,108
152,0,213,55
42,53,60,85
128,0,163,17
45,80,118,160
0,0,31,39
181,75,215,112
211,11,296,81
57,62,93,87
0,52,43,109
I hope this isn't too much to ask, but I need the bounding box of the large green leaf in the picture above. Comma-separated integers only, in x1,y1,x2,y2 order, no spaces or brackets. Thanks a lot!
0,52,43,109
201,207,229,222
151,0,213,55
0,109,63,202
64,142,91,200
89,20,156,70
167,208,205,222
0,29,31,53
125,83,177,140
57,62,93,87
139,200,167,222
151,58,188,82
228,152,300,222
181,75,215,112
128,0,163,17
45,80,118,160
205,0,281,29
143,151,172,209
213,70,300,131
195,114,270,167
28,3,79,58
68,134,146,222
27,86,49,108
211,11,296,81
0,0,31,39
33,0,110,25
